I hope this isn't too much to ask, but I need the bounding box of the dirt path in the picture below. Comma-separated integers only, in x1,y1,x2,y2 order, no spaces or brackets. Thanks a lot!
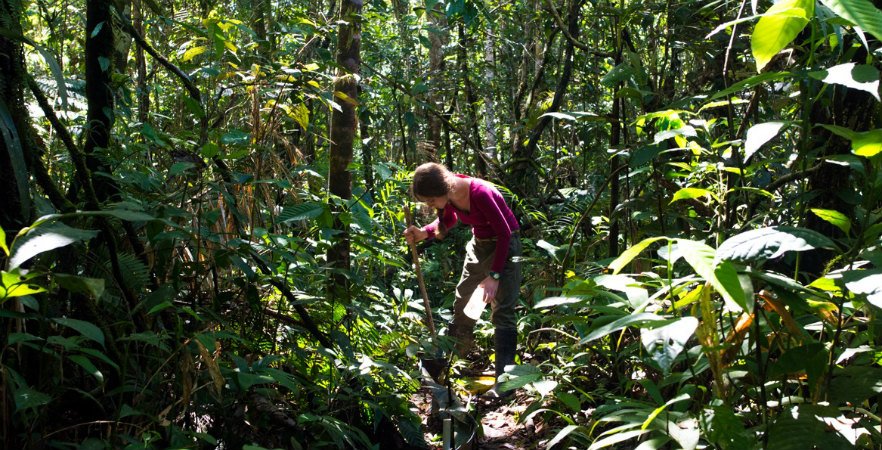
412,384,549,449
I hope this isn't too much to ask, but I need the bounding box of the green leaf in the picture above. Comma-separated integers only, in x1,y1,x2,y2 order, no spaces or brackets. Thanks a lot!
744,121,787,161
609,237,666,275
497,364,543,392
69,354,104,383
53,317,105,347
13,386,51,412
54,273,105,298
820,0,882,42
767,405,853,450
0,224,7,256
708,72,794,101
828,365,882,404
7,332,42,345
547,425,583,449
809,63,881,101
677,239,747,311
751,0,813,71
716,226,836,263
819,124,882,157
90,22,104,38
579,312,668,345
810,208,851,234
843,271,882,309
277,202,325,223
640,317,699,374
557,392,582,412
1,270,47,299
670,188,714,204
8,223,100,270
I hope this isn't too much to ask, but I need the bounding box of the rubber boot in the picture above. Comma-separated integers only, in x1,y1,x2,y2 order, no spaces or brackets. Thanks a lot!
488,328,517,398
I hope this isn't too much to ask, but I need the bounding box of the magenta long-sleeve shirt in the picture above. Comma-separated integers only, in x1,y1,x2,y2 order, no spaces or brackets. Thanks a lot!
423,175,520,273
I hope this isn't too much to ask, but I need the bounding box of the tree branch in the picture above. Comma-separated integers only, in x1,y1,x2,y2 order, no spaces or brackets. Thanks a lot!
543,0,613,58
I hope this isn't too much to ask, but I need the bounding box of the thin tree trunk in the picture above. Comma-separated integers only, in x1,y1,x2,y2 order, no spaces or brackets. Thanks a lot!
458,23,486,176
84,0,118,201
482,31,498,159
327,0,362,302
425,0,448,154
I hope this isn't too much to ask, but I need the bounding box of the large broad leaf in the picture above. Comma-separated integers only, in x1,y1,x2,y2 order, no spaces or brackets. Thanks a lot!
843,271,882,309
609,237,665,275
716,226,835,263
54,273,105,299
640,316,699,374
820,0,882,42
810,208,851,234
809,63,881,101
53,317,105,347
277,202,325,224
766,405,854,449
744,121,787,161
8,223,99,270
677,239,748,311
828,365,882,404
819,124,882,157
579,312,668,345
0,270,46,299
751,0,813,71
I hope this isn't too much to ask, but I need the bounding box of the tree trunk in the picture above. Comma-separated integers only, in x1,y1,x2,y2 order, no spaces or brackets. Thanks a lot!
458,23,486,176
327,0,362,302
84,0,118,202
0,0,31,235
425,0,448,154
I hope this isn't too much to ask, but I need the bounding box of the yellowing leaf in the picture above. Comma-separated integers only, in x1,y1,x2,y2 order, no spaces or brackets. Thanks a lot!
182,46,208,62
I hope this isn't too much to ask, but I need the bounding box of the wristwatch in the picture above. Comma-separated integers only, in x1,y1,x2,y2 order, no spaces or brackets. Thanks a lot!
489,271,502,280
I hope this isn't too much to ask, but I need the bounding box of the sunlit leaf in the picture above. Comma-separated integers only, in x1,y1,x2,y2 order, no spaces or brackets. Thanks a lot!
677,239,748,311
670,188,714,204
609,237,666,275
751,0,813,71
579,312,668,345
182,45,208,62
810,208,851,234
843,271,882,309
819,124,882,157
809,63,881,101
8,223,99,269
716,226,835,263
641,317,699,374
744,121,787,161
820,0,882,42
1,270,46,299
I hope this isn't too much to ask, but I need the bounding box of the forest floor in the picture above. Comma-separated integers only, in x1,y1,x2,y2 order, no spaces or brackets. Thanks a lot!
411,352,552,450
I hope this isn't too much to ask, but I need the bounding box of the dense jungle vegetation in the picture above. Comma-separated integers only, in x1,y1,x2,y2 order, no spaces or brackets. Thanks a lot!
1,0,882,447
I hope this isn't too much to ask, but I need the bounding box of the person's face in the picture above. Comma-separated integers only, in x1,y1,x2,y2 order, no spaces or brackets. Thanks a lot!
419,195,448,209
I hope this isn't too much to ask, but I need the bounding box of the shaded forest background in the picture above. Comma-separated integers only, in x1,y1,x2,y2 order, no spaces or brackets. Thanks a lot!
1,0,881,447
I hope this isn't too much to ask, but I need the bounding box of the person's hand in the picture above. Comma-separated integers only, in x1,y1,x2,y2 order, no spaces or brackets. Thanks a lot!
404,225,427,245
480,277,499,302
